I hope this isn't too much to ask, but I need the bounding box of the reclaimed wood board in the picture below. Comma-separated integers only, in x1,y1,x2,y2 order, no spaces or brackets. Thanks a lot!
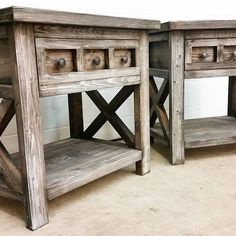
11,138,142,200
151,116,236,149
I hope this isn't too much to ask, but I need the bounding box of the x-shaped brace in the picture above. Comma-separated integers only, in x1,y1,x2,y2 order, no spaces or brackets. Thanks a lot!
149,76,170,141
82,86,135,147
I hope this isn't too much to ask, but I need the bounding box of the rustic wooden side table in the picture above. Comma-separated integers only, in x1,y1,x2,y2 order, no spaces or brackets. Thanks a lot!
149,21,236,165
0,6,160,230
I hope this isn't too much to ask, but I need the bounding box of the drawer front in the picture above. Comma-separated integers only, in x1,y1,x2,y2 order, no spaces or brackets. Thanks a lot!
113,49,133,68
45,49,76,74
185,38,236,70
83,49,108,71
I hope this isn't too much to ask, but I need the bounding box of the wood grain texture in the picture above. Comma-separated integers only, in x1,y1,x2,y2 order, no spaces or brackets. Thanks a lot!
152,116,236,148
228,76,236,116
185,68,236,79
134,31,150,175
0,141,21,193
161,20,236,31
186,29,236,39
40,75,140,97
68,93,84,138
169,31,185,165
8,23,48,230
0,6,160,30
34,25,140,40
11,138,142,200
149,68,169,79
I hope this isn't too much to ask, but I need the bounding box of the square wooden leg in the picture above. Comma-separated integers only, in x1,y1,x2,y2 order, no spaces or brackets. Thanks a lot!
134,31,150,175
169,31,185,165
8,23,48,230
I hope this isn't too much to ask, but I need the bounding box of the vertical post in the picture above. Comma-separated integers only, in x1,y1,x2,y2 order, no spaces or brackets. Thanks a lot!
8,23,48,230
169,31,185,165
68,93,84,138
134,31,150,175
228,76,236,117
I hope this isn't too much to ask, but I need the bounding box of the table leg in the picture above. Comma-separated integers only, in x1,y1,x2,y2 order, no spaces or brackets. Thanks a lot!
8,23,48,230
169,31,185,165
134,31,150,175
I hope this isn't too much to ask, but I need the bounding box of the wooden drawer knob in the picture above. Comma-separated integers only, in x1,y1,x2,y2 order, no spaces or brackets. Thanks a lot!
92,56,101,65
57,58,67,68
200,52,208,59
233,51,236,57
121,56,129,64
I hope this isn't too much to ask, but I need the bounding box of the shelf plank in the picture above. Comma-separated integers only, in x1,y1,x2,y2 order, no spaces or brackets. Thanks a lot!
11,138,142,200
151,116,236,149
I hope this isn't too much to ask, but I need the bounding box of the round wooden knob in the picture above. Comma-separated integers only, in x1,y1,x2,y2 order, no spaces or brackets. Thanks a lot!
57,58,66,68
200,52,208,59
92,56,101,65
233,51,236,57
121,56,128,64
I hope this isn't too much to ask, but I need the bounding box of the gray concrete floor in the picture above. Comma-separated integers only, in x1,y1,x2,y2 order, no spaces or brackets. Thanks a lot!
0,143,236,236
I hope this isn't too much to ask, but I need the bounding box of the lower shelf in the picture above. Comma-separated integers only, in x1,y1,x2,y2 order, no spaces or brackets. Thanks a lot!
11,138,142,200
151,116,236,149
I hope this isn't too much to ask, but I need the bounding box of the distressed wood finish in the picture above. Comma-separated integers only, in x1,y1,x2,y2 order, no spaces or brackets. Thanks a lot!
169,31,185,165
0,6,160,29
134,31,150,175
8,23,48,230
0,6,159,230
10,138,142,200
150,20,236,165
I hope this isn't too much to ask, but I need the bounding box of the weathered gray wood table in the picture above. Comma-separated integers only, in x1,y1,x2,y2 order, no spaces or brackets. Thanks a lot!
0,6,160,230
149,21,236,165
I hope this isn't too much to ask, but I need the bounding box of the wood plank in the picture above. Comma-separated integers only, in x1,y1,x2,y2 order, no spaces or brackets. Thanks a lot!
169,31,185,165
11,138,142,200
184,116,236,148
82,86,134,139
228,76,236,116
152,116,236,148
134,31,150,175
0,6,160,30
0,141,21,193
161,20,236,31
0,84,14,99
186,29,236,39
40,75,140,97
0,175,21,201
185,69,236,79
86,90,135,147
0,99,15,136
40,67,140,84
8,23,48,230
68,93,84,138
34,25,140,40
149,68,169,79
36,38,139,49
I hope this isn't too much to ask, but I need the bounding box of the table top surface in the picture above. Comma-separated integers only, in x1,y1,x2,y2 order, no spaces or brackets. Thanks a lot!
0,6,160,30
152,20,236,32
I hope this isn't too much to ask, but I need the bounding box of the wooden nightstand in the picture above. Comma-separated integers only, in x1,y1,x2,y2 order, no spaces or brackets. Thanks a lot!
149,21,236,165
0,6,160,230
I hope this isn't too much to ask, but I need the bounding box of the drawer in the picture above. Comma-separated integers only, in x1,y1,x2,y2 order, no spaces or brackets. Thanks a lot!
113,49,134,68
83,49,108,71
45,49,76,74
185,38,236,70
